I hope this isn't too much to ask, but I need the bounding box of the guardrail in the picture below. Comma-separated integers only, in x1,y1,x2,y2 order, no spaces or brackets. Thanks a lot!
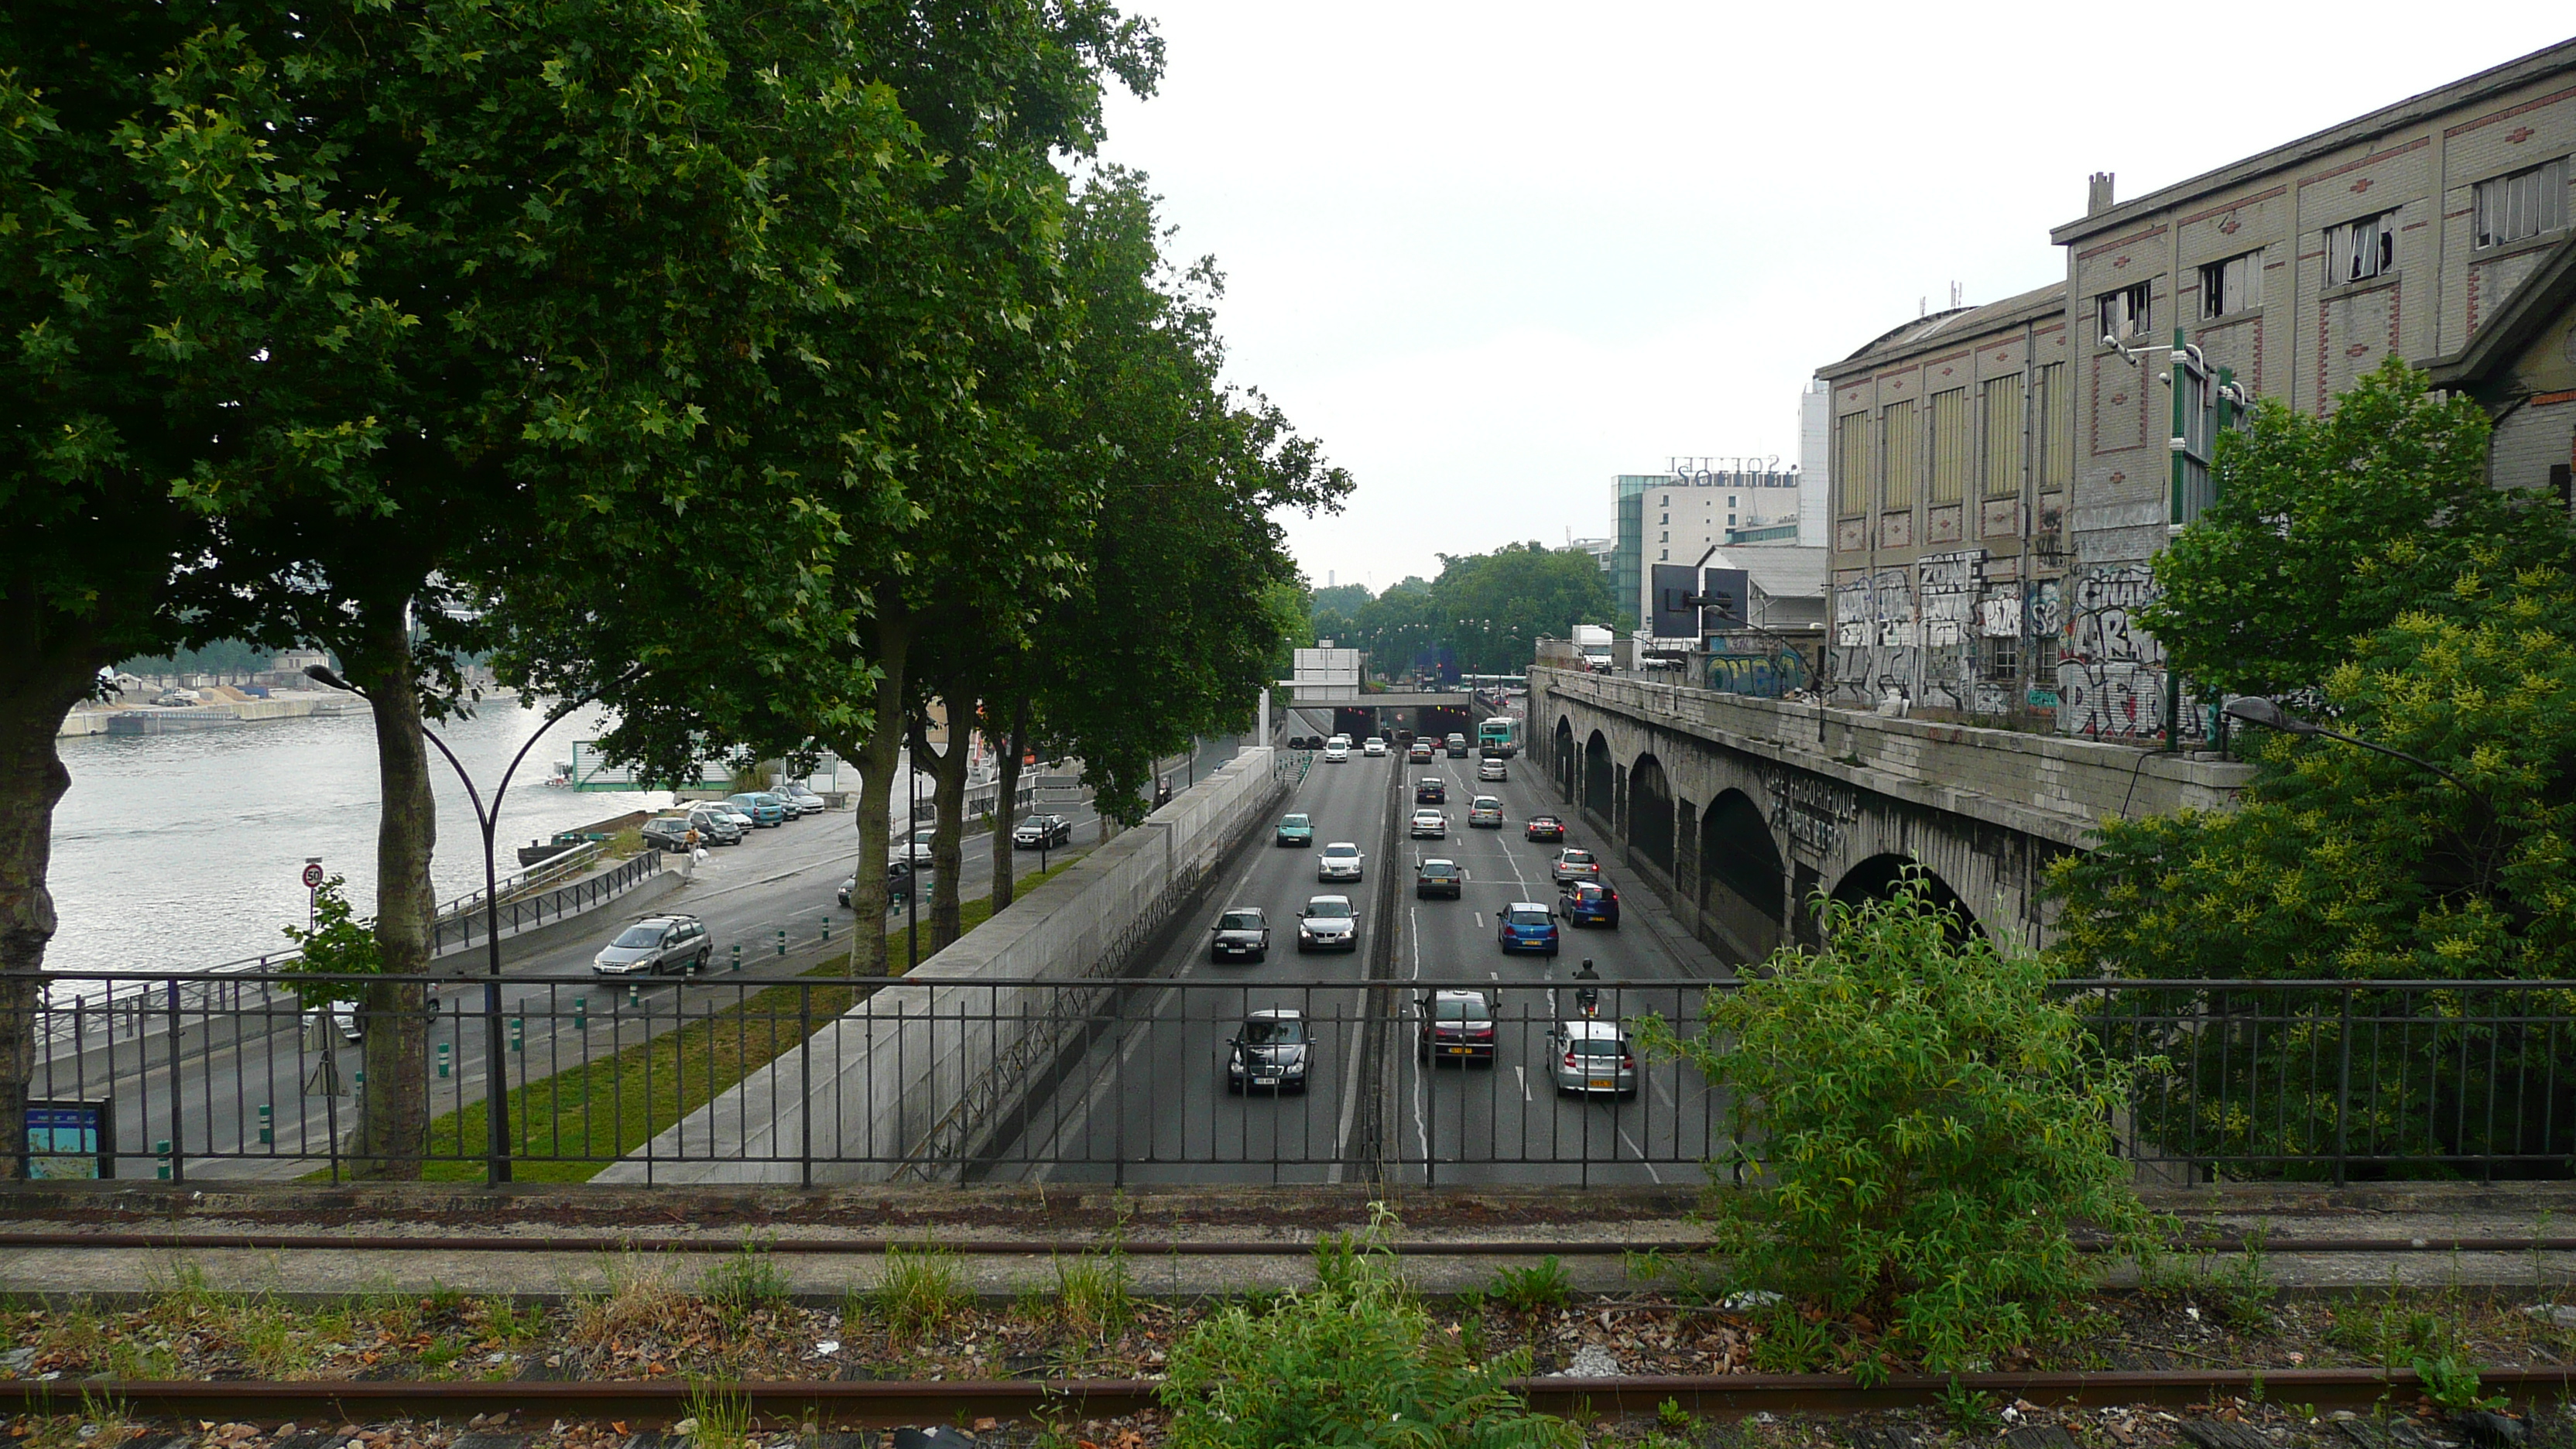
434,840,608,924
429,851,661,954
22,971,2571,1186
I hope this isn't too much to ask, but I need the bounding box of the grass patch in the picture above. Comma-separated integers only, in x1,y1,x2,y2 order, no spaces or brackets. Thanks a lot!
387,859,1078,1182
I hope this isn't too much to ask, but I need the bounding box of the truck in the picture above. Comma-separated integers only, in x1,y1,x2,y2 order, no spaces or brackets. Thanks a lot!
1571,625,1614,673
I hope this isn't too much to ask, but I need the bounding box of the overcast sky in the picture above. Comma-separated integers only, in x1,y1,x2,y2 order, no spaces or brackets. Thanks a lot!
1091,6,2576,593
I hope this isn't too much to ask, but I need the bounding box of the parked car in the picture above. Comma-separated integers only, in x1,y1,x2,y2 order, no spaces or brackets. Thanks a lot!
1275,813,1314,848
1408,809,1448,840
1525,814,1566,843
1317,841,1365,882
1416,988,1495,1065
1362,736,1388,757
1014,814,1074,848
1467,796,1504,828
1495,901,1560,956
1550,848,1601,886
1557,880,1621,929
1407,741,1435,763
1225,1009,1310,1094
1415,858,1463,899
684,807,745,844
1414,777,1446,804
1297,895,1358,952
640,817,697,853
724,792,787,827
1321,739,1351,763
1444,733,1468,759
592,914,711,976
1478,758,1509,782
700,800,757,833
890,827,937,866
1209,906,1270,963
776,783,829,816
1547,1019,1638,1098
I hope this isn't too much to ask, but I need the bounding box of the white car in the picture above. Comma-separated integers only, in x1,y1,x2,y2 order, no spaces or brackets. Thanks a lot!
1408,809,1447,839
1321,740,1351,762
1550,848,1601,885
1297,896,1358,952
889,826,937,866
1362,737,1388,757
1317,841,1365,882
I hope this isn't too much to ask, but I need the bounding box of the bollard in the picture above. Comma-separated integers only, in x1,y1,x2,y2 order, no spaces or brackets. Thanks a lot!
627,982,641,1009
256,1105,272,1146
776,929,786,957
730,944,741,972
155,1139,171,1181
574,996,587,1031
821,916,831,943
509,1017,523,1053
437,1042,450,1078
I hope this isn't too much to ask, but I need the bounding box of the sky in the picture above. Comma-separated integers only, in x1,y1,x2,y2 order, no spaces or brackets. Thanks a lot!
1090,5,2576,594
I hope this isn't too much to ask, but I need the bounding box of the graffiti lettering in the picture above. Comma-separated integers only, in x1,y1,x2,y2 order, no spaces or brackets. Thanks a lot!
1762,766,1856,860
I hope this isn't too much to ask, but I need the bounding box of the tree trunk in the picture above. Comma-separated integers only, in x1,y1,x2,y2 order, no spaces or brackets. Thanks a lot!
910,682,973,953
0,608,107,1180
844,613,910,976
345,605,433,1180
989,701,1029,911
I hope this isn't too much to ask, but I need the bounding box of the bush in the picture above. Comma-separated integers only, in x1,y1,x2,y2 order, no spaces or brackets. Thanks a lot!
1159,1210,1574,1449
1636,879,2168,1371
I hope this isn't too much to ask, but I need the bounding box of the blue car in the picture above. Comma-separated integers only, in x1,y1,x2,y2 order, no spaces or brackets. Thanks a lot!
1496,901,1560,956
724,792,787,827
1557,882,1621,930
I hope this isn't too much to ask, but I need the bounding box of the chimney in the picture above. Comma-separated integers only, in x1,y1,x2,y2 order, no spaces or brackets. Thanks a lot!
2088,171,2117,216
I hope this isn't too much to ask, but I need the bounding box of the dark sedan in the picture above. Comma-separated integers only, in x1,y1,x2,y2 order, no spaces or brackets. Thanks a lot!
1014,814,1074,848
1226,1009,1310,1094
1525,815,1567,842
1209,907,1270,963
1415,858,1463,899
1414,778,1446,804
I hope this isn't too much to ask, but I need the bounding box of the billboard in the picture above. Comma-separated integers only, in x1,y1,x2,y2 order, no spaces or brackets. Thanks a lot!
1649,565,1751,639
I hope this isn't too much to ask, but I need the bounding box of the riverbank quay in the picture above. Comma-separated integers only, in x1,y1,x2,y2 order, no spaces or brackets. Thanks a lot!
60,692,365,738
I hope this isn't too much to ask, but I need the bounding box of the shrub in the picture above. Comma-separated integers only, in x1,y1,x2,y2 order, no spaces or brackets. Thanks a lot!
1636,879,2169,1370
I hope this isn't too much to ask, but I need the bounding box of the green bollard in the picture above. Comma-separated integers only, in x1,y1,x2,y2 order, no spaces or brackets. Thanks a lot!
155,1139,171,1181
437,1042,450,1078
627,982,641,1009
256,1105,272,1146
731,944,742,972
509,1017,523,1053
776,929,787,957
821,916,831,943
574,996,587,1031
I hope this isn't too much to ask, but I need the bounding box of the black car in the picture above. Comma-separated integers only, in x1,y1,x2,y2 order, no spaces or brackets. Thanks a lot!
1444,733,1469,759
1415,778,1446,804
1209,906,1270,963
1014,814,1074,848
1416,988,1495,1065
1226,1009,1310,1094
1415,859,1463,899
640,817,696,853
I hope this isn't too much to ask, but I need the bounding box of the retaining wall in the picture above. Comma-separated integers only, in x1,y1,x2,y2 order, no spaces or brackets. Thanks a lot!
596,745,1285,1184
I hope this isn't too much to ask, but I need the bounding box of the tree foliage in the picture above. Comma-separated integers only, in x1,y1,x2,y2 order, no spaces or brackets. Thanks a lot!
278,877,382,1010
1313,546,1616,677
1638,882,2166,1372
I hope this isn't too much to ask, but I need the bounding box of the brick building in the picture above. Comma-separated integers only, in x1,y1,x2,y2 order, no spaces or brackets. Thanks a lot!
1820,36,2576,738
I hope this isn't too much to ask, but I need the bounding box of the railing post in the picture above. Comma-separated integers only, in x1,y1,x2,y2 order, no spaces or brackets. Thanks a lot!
800,983,814,1190
163,979,184,1184
2334,986,2354,1189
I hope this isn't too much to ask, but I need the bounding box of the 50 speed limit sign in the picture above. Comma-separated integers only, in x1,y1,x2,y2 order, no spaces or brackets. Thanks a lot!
301,862,326,889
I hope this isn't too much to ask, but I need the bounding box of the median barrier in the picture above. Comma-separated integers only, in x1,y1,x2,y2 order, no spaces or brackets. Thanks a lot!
597,745,1283,1184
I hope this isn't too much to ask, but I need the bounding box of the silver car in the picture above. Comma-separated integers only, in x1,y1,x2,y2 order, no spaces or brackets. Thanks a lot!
591,914,711,976
1297,896,1358,952
1547,1019,1637,1098
1317,841,1365,882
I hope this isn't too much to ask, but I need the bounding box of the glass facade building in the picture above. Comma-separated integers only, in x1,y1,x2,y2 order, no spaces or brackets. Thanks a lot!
1611,475,1660,632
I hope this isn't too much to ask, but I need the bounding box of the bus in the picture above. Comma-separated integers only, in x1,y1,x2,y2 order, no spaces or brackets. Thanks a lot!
1476,717,1520,758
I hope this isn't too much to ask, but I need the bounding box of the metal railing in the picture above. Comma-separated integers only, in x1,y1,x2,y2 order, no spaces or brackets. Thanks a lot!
22,971,2576,1185
429,851,661,954
434,840,607,923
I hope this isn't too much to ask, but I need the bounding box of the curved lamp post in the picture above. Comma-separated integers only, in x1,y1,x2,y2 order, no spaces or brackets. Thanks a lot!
2221,697,2497,848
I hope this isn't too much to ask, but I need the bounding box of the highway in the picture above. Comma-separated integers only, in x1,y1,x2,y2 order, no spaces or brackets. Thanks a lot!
978,707,1731,1188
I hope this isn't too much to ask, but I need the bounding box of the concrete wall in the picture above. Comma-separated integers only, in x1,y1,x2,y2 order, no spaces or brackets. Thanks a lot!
597,745,1285,1184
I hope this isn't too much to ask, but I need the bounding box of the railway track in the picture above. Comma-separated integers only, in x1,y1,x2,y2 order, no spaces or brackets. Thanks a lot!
2,1365,2569,1423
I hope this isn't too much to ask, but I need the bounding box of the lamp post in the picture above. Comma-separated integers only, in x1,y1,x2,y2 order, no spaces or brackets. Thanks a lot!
305,663,598,1184
906,752,920,973
2221,696,2500,851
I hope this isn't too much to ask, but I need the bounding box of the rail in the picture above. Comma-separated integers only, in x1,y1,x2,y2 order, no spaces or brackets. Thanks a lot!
427,850,661,954
434,839,608,923
19,971,2576,1185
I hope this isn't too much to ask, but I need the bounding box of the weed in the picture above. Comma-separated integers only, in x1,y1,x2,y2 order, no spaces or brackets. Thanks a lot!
701,1238,790,1322
1656,1396,1694,1433
1053,1249,1132,1338
420,1334,473,1373
2416,1354,2508,1413
871,1247,971,1344
678,1383,753,1449
473,1297,546,1345
1313,1201,1404,1300
22,1392,135,1449
1936,1375,2000,1433
570,1252,694,1348
2215,1224,2277,1332
238,1306,322,1381
1487,1257,1571,1314
1749,1307,1830,1374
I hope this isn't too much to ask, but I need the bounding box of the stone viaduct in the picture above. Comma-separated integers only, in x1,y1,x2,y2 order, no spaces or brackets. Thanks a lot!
1526,666,2255,961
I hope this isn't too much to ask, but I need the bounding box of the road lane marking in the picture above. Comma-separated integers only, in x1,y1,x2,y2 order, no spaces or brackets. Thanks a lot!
1473,912,1484,928
1514,1064,1530,1103
1406,905,1430,1174
1617,1125,1665,1184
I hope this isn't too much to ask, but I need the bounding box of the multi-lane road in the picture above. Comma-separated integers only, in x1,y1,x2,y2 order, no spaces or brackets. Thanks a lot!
980,708,1732,1188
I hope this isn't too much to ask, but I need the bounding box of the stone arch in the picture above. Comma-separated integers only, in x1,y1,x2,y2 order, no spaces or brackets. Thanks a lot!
1698,789,1784,961
1553,715,1577,800
1828,853,1983,943
1582,731,1614,824
1627,752,1675,876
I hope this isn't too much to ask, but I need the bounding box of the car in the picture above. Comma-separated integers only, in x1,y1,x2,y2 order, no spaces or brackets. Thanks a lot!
1414,778,1445,804
725,792,787,827
1297,895,1358,952
1328,734,1352,749
1321,740,1351,762
1014,814,1074,848
1547,1019,1638,1098
640,817,697,853
1225,1009,1310,1094
1416,988,1495,1065
1466,796,1504,828
592,913,711,976
1550,848,1601,886
700,800,758,834
1408,808,1449,839
1415,858,1463,899
1406,742,1435,763
890,826,937,866
776,783,829,817
1525,814,1567,843
683,806,745,844
1276,813,1314,848
1317,841,1365,882
1478,758,1509,782
1362,737,1388,757
1496,901,1560,956
1209,906,1270,963
1444,733,1469,759
1557,880,1621,929
305,1005,365,1044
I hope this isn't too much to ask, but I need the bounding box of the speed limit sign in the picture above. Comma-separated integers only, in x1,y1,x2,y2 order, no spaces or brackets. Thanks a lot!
301,862,325,889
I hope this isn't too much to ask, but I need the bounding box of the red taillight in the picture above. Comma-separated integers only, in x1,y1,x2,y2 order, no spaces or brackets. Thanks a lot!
1621,1054,1636,1070
1563,1050,1577,1068
1468,1027,1493,1039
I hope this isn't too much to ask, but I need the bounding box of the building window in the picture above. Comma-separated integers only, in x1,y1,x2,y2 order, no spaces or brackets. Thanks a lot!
1658,512,1667,524
2200,249,2264,317
1982,635,2019,687
1657,549,1667,560
1657,531,1667,543
2033,363,2073,491
2324,211,2396,286
1881,398,1920,511
2476,159,2568,248
1927,388,1969,505
1660,495,1669,506
1834,411,1871,516
2097,282,2152,342
1981,375,2023,498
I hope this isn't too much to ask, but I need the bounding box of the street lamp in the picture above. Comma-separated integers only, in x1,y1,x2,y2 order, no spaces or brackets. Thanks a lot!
2218,696,2482,795
306,663,600,1184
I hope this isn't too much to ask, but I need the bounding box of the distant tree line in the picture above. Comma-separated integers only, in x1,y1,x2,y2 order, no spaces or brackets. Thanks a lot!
1308,543,1618,677
0,0,1347,1177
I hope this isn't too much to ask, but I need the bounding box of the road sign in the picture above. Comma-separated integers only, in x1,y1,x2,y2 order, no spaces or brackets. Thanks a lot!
301,862,326,889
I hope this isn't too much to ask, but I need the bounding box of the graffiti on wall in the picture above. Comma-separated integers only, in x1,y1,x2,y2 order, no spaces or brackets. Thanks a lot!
1829,568,1916,708
2052,563,2209,742
1762,766,1856,860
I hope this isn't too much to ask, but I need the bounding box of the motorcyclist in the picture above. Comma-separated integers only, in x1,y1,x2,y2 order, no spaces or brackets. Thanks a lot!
1573,958,1600,1018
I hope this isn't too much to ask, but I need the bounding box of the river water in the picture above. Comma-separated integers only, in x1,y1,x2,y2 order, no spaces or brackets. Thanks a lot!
46,701,672,979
